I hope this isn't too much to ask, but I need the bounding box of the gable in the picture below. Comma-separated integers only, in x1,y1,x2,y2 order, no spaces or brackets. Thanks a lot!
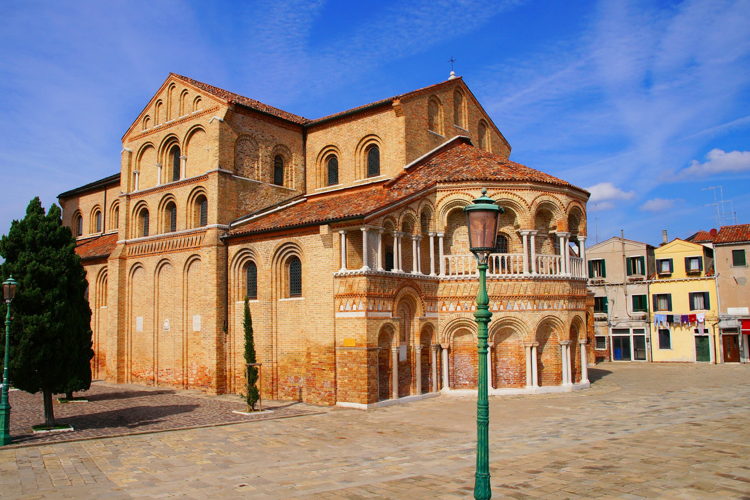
656,239,703,256
121,74,225,142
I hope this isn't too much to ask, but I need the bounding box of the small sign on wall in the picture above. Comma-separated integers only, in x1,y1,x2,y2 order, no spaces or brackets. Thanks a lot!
163,319,170,331
135,316,143,332
399,344,407,361
192,315,201,332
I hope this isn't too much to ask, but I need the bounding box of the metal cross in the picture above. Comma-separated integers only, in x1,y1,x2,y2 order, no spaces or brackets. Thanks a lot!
449,56,456,72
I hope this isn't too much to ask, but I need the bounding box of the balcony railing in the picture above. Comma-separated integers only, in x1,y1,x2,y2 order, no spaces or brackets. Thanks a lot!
441,253,586,279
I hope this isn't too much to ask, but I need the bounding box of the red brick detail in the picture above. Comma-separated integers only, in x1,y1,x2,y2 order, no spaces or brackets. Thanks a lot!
451,331,477,389
494,335,525,388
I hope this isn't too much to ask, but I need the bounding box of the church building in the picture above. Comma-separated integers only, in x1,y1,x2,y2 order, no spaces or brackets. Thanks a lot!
58,73,593,407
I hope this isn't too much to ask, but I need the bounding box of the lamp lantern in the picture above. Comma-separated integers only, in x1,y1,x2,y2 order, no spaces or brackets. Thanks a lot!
3,276,17,303
465,189,503,263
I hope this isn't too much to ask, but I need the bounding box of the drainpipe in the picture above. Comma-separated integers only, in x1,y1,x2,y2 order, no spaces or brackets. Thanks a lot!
713,272,722,364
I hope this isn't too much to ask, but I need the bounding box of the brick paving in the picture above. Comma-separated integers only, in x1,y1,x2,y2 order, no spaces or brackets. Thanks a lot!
1,363,750,498
4,382,325,447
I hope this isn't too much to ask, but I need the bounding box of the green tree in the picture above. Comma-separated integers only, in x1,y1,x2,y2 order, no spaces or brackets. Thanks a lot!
243,298,260,411
0,198,93,427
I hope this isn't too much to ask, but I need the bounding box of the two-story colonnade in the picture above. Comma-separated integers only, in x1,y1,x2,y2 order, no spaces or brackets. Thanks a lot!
59,73,593,407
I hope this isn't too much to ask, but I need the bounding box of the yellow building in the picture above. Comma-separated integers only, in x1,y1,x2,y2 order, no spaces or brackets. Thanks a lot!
649,239,718,362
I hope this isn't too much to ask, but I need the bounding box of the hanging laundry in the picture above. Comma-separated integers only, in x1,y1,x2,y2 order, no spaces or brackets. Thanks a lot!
688,314,697,324
666,314,674,324
681,314,689,324
696,313,705,324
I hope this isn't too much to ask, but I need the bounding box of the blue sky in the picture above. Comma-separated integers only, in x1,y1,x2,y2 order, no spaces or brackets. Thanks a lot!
1,0,748,246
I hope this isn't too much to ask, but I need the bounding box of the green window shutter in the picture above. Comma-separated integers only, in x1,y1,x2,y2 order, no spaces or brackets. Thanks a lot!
732,249,746,266
632,294,637,311
603,297,608,313
588,260,594,278
638,256,645,274
601,259,607,278
667,294,672,311
704,293,710,310
626,258,633,276
652,295,657,311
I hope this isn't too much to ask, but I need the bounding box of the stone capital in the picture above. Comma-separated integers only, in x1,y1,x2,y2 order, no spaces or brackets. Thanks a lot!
559,340,572,346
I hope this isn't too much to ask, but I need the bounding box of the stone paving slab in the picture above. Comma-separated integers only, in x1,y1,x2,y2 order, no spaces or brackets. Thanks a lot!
4,381,325,447
1,363,750,498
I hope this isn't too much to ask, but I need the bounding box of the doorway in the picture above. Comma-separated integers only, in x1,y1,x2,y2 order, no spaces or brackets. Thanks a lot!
722,334,740,362
695,335,710,362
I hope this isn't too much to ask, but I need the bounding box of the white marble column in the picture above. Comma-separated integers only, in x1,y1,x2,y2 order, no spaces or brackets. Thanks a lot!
156,163,163,186
377,228,384,271
558,231,570,275
524,343,534,388
180,155,187,179
529,231,538,274
579,340,589,384
437,233,445,275
487,342,494,390
428,233,436,275
579,235,587,270
520,230,530,275
431,345,438,392
391,347,399,400
360,227,370,271
415,345,422,395
411,234,419,274
560,340,572,385
415,236,423,274
339,231,347,272
441,345,449,390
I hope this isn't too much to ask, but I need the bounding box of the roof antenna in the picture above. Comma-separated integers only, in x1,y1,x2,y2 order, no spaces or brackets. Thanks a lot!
448,56,457,80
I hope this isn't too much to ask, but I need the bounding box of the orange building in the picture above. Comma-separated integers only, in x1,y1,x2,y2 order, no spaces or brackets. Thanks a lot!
59,73,593,407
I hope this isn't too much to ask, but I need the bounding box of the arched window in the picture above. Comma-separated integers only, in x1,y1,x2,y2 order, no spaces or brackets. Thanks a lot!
453,90,465,127
495,234,508,253
288,256,302,297
273,155,284,186
74,213,83,237
165,201,177,232
138,208,149,237
110,204,119,230
428,97,442,134
94,210,102,233
170,145,181,182
245,261,257,300
192,96,202,112
194,195,208,227
366,145,380,177
326,155,339,186
154,101,163,125
478,120,488,150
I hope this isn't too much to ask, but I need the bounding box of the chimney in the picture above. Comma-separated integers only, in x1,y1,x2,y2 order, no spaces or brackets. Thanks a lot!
662,229,668,245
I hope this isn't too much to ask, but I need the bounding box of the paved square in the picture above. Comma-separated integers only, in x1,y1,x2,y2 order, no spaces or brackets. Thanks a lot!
1,363,749,498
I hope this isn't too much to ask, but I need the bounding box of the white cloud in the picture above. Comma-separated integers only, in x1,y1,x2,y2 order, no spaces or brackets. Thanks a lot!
586,182,635,202
588,201,615,212
681,149,750,177
640,198,679,212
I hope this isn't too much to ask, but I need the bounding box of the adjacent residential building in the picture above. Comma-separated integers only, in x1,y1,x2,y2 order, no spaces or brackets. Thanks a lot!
712,224,750,363
649,239,718,363
586,237,655,363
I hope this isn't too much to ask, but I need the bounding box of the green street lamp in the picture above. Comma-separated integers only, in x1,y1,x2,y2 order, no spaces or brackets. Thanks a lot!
464,189,503,500
1,275,18,446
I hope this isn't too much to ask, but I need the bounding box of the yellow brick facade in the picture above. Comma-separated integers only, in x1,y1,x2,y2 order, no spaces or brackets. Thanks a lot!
59,74,593,407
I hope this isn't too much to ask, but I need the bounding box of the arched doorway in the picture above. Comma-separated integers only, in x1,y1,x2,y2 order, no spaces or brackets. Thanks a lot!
419,325,434,393
492,326,525,388
396,300,415,397
377,326,395,401
536,320,562,386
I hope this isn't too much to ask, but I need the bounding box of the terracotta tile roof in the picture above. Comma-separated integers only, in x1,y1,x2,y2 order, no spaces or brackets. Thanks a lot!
687,230,716,243
714,224,750,243
172,73,310,125
75,233,118,261
228,138,583,237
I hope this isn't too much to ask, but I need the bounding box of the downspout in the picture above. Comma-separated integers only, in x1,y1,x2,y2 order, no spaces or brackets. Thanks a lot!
712,272,722,364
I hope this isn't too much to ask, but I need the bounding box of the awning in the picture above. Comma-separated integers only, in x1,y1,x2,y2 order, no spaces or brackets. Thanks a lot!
742,319,750,334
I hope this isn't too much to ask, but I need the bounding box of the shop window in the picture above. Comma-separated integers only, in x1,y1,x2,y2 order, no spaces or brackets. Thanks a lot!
626,256,646,275
732,249,746,267
653,293,672,311
658,329,671,349
588,259,606,278
689,292,710,311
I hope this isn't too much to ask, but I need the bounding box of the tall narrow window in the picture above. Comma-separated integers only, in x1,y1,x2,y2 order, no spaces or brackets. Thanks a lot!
428,97,442,134
139,209,150,237
478,121,488,150
273,155,284,186
326,155,339,186
289,256,302,297
165,202,177,232
453,90,465,127
111,206,119,230
94,210,102,233
245,261,257,300
74,214,83,236
367,145,380,177
195,195,208,227
171,145,181,182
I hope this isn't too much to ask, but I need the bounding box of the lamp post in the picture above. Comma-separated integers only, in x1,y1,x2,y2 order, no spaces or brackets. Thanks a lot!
1,276,18,446
464,189,502,500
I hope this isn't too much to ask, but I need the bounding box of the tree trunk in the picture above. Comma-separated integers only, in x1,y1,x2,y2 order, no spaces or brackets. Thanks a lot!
43,390,56,427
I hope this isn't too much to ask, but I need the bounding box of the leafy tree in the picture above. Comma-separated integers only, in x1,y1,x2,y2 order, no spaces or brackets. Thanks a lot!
0,198,93,427
243,298,260,411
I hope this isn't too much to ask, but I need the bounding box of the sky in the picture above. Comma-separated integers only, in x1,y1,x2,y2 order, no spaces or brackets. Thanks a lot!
0,0,748,247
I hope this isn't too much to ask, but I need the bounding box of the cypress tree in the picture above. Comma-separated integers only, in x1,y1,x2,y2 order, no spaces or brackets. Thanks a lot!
0,198,93,427
243,298,259,411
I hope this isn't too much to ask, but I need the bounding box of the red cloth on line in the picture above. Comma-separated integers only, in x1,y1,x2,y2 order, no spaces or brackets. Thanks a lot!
688,314,697,323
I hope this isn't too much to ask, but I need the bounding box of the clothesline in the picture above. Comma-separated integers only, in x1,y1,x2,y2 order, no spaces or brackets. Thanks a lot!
653,313,706,326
